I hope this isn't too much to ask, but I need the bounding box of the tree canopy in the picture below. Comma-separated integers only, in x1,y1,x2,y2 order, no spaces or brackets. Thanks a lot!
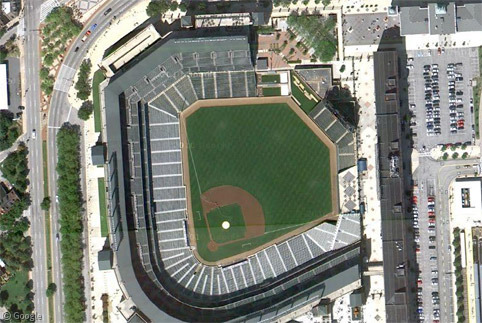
146,0,172,17
77,101,94,121
0,145,29,192
287,14,337,62
56,124,85,322
0,111,20,151
75,60,92,100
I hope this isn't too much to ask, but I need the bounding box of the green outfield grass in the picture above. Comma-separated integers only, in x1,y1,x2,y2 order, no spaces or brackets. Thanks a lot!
261,74,281,83
262,87,282,96
207,204,246,244
186,103,333,262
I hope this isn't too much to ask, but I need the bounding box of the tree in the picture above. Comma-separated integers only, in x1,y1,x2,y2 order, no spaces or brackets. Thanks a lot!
0,111,20,151
441,144,447,152
77,101,94,120
322,0,331,5
41,197,51,211
462,152,468,159
169,2,178,11
179,3,187,11
40,67,50,80
452,152,459,159
43,53,55,67
0,145,29,192
46,283,57,297
75,60,92,100
197,2,207,11
0,290,9,306
442,152,449,160
56,124,85,322
146,0,171,17
339,64,346,73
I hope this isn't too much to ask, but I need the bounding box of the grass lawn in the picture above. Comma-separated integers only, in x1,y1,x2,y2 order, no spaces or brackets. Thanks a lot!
92,70,105,133
42,140,54,322
291,73,319,113
207,204,246,244
97,178,109,237
262,87,281,96
186,103,333,262
1,270,30,312
261,74,280,83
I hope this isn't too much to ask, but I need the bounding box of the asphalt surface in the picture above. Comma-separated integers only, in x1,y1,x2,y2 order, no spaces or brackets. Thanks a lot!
407,48,478,149
415,155,479,322
405,47,481,323
23,0,49,321
46,0,142,321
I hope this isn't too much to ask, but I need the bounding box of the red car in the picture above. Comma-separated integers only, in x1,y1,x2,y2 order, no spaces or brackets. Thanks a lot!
428,197,435,202
429,218,436,224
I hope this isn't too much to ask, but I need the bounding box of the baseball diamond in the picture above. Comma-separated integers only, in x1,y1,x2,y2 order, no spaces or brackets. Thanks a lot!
181,98,339,264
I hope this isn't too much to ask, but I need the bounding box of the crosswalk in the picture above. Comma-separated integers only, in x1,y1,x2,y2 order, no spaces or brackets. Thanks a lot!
39,0,60,22
54,64,76,93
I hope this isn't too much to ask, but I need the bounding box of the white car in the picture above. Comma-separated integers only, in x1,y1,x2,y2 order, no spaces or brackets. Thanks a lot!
31,129,36,140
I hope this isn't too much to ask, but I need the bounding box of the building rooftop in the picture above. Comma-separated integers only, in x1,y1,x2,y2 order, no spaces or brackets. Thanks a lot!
0,64,8,110
97,249,112,271
399,6,429,35
428,2,456,35
400,2,482,35
91,144,105,166
452,178,482,219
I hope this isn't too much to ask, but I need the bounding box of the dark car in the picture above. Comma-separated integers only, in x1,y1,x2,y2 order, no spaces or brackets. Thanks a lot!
104,8,112,15
74,46,79,52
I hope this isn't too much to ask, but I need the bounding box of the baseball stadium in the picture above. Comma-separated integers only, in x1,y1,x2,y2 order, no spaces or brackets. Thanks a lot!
102,28,362,322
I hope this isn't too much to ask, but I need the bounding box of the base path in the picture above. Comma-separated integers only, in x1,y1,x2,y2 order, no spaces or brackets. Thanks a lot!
201,185,265,251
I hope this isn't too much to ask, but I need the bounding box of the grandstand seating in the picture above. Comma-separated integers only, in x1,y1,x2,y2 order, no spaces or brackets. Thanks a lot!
309,102,356,171
117,35,361,312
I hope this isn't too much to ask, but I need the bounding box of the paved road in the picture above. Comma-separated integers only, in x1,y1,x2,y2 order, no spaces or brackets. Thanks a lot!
415,155,477,322
22,0,49,321
47,0,139,321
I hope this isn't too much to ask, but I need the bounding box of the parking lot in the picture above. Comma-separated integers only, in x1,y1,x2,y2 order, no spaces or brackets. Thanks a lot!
413,181,440,322
407,48,479,149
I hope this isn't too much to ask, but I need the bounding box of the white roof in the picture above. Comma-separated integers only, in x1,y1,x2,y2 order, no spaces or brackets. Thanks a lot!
452,178,482,220
1,2,10,14
0,64,8,110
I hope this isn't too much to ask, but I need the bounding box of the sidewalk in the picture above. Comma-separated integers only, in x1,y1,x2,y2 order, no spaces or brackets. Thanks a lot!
74,1,151,321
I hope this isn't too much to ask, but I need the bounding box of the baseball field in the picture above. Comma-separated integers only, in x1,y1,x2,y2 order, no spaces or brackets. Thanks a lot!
181,97,338,264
